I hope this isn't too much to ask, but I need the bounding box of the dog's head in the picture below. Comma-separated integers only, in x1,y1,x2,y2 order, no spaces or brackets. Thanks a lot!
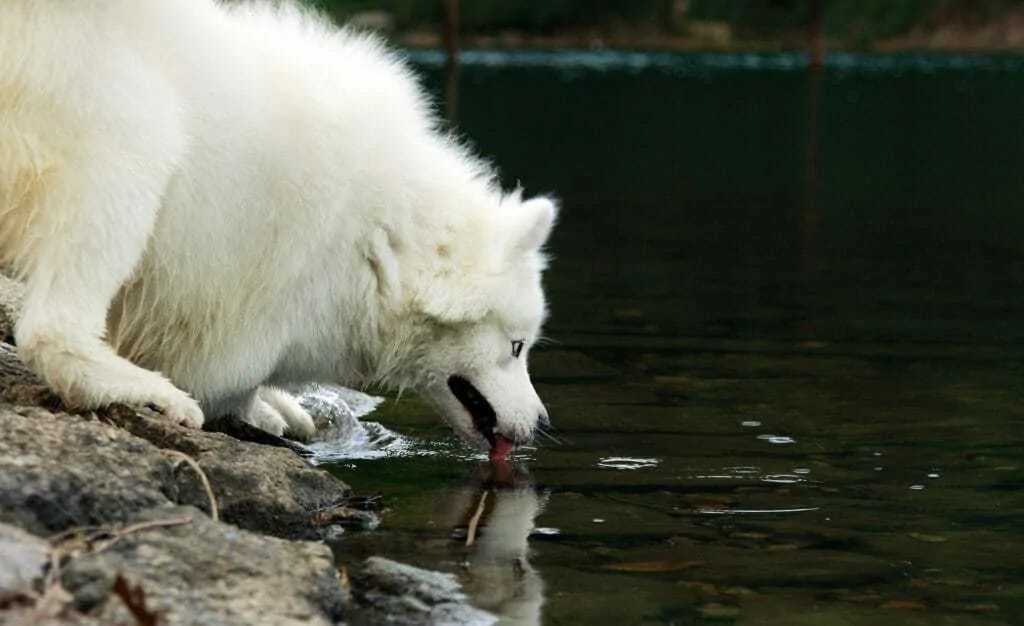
367,191,556,451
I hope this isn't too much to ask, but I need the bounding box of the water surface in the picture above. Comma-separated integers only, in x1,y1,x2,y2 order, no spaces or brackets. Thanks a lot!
326,51,1024,625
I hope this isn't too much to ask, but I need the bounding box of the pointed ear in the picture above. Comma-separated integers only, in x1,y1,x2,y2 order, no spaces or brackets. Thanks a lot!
508,196,558,255
366,228,401,299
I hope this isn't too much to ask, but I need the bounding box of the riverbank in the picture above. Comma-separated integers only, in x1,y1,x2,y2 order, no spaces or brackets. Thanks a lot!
0,279,494,626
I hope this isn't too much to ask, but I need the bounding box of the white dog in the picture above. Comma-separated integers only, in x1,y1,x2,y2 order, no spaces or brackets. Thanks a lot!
0,0,555,451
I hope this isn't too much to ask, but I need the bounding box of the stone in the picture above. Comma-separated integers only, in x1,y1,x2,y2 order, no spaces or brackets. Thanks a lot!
0,273,22,342
0,343,353,540
0,339,491,625
348,557,497,626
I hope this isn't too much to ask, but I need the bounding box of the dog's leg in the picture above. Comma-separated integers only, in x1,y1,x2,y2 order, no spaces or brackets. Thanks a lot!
252,386,317,440
238,391,288,437
14,188,204,426
238,387,319,440
12,90,203,428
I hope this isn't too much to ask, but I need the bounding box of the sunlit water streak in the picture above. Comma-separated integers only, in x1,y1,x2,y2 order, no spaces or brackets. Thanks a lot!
695,465,812,484
596,456,660,470
693,506,821,516
403,49,1024,76
757,434,797,444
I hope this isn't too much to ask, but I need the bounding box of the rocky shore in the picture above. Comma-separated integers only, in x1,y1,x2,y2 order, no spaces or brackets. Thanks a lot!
0,279,495,625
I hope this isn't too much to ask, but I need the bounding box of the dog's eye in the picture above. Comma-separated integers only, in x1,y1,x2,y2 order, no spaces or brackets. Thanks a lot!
511,340,525,358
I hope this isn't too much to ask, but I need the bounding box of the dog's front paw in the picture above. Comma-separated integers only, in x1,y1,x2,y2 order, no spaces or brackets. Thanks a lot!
256,387,317,441
149,391,205,429
242,395,287,437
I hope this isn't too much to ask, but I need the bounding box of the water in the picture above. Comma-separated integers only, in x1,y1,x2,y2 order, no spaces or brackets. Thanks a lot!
323,52,1024,625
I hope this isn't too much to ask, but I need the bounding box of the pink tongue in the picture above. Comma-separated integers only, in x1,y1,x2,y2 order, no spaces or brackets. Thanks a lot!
489,435,514,463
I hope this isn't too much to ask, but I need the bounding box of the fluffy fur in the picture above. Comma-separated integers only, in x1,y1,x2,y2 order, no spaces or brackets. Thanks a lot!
0,0,555,445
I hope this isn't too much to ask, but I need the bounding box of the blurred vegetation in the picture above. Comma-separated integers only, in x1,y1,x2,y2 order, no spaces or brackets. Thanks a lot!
304,0,1024,43
690,0,1024,44
306,0,667,33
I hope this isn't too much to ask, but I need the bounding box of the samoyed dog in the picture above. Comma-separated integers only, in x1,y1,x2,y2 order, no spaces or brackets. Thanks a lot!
0,0,556,453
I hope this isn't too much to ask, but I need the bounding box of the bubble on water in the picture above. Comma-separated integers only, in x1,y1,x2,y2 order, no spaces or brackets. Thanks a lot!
927,473,940,479
756,434,796,445
741,420,762,427
793,468,811,475
874,466,884,471
532,527,562,536
593,518,606,524
909,484,925,490
597,457,660,470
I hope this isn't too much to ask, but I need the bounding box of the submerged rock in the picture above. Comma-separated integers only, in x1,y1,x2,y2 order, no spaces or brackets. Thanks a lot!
349,557,498,626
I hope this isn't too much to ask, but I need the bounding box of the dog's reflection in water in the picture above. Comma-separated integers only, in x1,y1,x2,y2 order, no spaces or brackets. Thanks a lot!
442,464,547,626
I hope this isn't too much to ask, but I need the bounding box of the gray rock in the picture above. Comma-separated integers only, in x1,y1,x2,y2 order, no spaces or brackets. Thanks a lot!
0,343,57,408
0,344,352,540
349,557,498,626
0,523,48,594
0,400,354,624
0,405,181,536
0,340,492,625
0,273,22,342
0,508,346,626
59,505,347,626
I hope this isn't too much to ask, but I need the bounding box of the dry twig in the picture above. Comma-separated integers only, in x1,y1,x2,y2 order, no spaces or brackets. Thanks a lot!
162,449,219,521
5,516,195,624
112,574,164,626
464,491,489,546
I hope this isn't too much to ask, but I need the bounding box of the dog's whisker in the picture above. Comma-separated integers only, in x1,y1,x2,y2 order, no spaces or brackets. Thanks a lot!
535,425,567,447
533,336,561,348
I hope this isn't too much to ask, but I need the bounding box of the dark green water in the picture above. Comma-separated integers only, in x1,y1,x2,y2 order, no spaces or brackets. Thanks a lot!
328,51,1024,625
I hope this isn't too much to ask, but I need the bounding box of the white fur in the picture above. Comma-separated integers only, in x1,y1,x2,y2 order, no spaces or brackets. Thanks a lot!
0,0,555,444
